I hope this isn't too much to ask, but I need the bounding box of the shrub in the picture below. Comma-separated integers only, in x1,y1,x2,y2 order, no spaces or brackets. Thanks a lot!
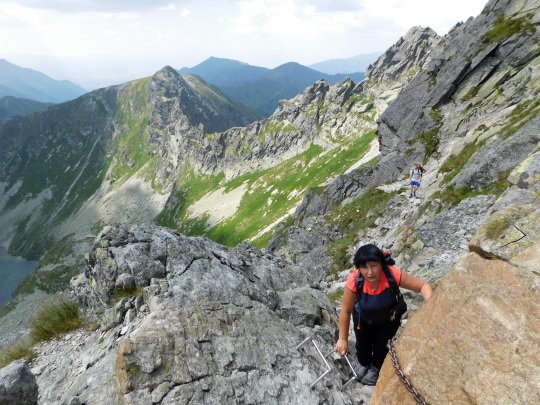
416,127,440,162
432,179,509,208
484,215,514,240
327,288,345,304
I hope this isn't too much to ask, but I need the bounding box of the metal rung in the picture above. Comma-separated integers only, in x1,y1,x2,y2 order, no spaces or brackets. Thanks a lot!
296,337,358,390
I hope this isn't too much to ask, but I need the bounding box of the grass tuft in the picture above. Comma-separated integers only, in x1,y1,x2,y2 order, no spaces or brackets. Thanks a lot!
0,298,83,368
0,340,36,369
480,14,536,48
30,299,83,342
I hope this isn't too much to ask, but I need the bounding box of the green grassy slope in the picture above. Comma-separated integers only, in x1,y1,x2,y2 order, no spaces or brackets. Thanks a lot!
156,129,378,248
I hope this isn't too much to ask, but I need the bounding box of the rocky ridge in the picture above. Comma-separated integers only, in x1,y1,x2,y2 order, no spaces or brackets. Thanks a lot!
33,224,374,404
358,26,445,117
0,67,261,258
165,76,377,180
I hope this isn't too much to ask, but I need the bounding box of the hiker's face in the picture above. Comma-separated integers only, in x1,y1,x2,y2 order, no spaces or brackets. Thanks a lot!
359,261,382,282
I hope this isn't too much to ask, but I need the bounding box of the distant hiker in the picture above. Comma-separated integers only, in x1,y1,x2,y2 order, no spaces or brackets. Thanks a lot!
334,244,432,385
408,163,425,198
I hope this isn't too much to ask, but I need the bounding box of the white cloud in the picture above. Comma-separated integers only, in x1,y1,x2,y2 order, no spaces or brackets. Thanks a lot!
11,0,195,13
159,4,177,11
359,0,485,35
0,0,489,89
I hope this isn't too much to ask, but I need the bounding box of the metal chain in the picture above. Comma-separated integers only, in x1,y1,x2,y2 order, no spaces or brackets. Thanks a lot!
387,336,431,405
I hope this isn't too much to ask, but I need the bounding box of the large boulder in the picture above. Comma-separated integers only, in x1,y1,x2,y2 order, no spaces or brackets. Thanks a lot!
371,252,540,404
0,360,38,405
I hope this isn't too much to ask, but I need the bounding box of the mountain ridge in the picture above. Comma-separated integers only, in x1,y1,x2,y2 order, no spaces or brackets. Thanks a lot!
0,59,87,103
0,65,264,263
179,56,365,116
0,96,53,121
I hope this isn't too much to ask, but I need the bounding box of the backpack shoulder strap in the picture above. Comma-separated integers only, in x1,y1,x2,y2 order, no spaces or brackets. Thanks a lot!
383,265,403,300
355,270,365,298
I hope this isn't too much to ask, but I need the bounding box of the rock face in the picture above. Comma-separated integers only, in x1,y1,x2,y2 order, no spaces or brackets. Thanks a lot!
358,26,444,117
0,360,38,405
470,150,540,273
375,0,540,181
371,252,540,405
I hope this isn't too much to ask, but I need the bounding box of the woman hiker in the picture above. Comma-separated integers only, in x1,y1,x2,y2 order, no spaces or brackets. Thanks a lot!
334,244,433,385
408,163,424,198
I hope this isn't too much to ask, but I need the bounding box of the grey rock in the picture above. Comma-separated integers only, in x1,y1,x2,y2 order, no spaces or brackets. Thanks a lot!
134,295,144,311
470,150,540,273
0,360,38,405
277,286,337,327
100,298,129,330
115,273,136,290
124,309,137,324
450,114,540,190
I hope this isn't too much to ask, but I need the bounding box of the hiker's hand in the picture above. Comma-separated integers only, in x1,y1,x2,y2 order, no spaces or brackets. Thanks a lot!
335,338,348,356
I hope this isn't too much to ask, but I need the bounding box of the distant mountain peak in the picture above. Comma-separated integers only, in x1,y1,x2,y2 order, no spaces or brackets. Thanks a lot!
155,65,182,79
0,59,86,103
308,52,382,75
177,58,364,116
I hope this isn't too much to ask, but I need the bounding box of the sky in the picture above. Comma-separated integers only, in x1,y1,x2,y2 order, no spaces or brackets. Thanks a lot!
0,0,488,90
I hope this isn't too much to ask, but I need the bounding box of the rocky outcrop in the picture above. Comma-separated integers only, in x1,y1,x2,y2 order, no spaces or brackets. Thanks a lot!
371,252,540,405
470,149,540,272
58,224,373,404
358,26,444,117
0,360,38,405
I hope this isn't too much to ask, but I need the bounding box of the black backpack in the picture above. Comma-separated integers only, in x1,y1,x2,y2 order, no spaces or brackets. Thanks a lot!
353,255,407,327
